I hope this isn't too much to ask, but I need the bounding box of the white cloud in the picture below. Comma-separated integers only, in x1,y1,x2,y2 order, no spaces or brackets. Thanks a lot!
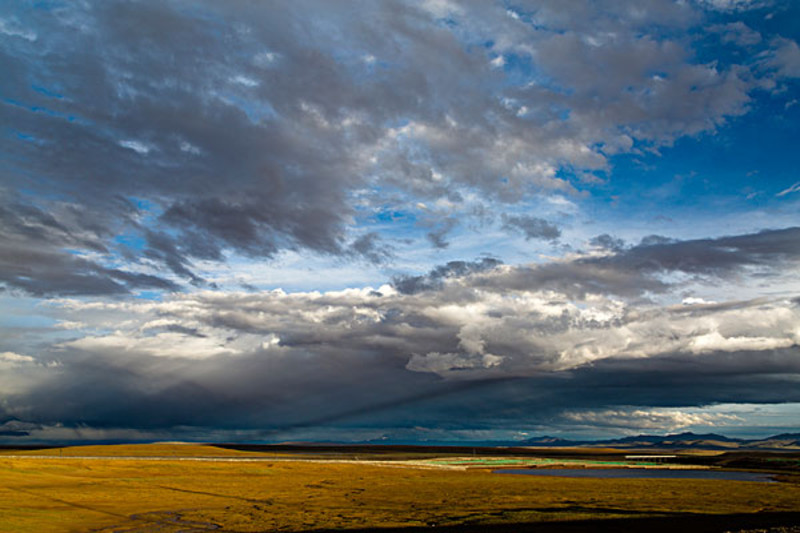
768,38,800,78
253,51,278,67
0,351,35,364
230,75,259,87
61,331,240,359
696,0,770,11
118,140,152,155
43,264,800,377
420,0,462,18
53,321,88,330
688,330,795,353
179,140,201,155
777,181,800,197
0,17,37,41
710,22,762,46
562,408,742,431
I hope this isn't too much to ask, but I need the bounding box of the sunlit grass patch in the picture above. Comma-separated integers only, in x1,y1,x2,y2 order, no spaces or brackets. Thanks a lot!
0,445,798,532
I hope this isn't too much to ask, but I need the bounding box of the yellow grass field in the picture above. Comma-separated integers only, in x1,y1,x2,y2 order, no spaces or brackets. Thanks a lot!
1,444,799,532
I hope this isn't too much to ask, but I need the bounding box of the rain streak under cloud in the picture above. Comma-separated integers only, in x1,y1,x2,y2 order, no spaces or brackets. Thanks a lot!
1,0,800,443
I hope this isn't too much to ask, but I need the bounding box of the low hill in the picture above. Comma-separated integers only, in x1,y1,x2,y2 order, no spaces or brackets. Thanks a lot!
520,432,800,451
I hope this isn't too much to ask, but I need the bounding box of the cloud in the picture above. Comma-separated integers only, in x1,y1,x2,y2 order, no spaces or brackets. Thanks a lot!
470,227,800,300
696,0,771,11
0,228,797,438
710,22,762,46
426,218,457,249
0,419,41,437
0,351,34,364
0,194,179,295
0,241,179,296
614,227,800,276
392,257,503,294
561,408,742,432
589,234,626,251
349,232,394,264
61,332,239,360
501,215,561,241
1,0,793,295
767,38,800,78
0,17,36,41
777,182,800,197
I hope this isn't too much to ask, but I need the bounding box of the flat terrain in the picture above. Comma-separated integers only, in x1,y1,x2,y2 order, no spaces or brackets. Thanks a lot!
1,444,799,532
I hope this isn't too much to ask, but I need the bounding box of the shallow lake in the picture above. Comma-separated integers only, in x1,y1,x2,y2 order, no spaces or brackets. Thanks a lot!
493,468,776,482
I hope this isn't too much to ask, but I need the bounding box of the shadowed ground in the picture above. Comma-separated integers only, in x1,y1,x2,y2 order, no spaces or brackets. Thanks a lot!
311,512,800,533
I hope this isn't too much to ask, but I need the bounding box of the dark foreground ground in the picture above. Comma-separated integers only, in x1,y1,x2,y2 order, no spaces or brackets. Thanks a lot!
310,512,800,533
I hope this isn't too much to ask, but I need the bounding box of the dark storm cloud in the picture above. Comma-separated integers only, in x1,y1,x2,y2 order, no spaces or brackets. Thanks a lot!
11,343,443,432
358,347,800,429
5,342,800,437
0,419,41,437
540,348,800,417
501,214,561,241
2,0,791,295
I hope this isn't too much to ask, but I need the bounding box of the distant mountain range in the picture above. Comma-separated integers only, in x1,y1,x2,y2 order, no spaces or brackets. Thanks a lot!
519,432,800,450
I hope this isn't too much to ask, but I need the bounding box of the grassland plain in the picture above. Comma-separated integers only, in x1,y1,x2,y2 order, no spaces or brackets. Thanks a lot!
1,444,799,532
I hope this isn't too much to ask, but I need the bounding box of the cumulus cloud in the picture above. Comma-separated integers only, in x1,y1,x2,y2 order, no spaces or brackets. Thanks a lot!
766,38,800,78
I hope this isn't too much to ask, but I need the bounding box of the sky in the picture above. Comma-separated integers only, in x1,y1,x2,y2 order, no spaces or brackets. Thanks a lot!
1,0,800,444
